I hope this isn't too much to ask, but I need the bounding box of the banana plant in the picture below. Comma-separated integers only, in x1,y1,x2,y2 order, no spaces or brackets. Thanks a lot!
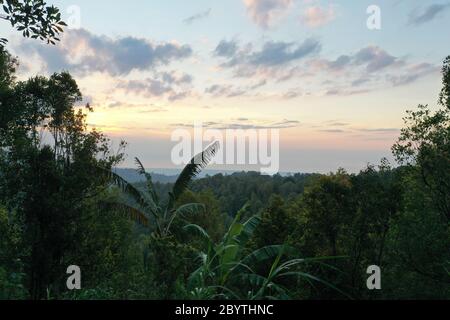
184,204,349,300
237,246,351,300
184,204,260,289
103,141,220,238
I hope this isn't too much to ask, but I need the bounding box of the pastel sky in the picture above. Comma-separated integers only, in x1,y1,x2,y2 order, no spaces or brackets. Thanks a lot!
2,0,449,173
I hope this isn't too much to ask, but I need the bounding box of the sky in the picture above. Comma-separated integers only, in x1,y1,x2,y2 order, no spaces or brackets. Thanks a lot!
2,0,450,173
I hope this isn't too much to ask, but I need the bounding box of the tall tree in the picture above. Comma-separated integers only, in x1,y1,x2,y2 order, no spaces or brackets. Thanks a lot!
0,49,125,299
385,56,450,298
439,56,450,110
392,57,450,221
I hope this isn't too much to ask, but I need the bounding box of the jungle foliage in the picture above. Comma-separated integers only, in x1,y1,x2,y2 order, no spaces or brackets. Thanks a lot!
0,3,449,299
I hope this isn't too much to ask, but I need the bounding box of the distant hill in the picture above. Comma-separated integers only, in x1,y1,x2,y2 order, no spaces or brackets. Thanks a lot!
113,168,242,183
113,168,179,184
114,167,303,184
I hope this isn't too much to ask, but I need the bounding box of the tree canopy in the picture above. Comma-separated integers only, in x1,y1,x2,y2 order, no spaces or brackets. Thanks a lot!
0,0,66,46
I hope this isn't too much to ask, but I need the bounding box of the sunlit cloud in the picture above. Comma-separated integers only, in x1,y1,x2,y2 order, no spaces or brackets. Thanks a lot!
16,29,192,76
170,118,300,130
300,4,336,28
243,0,293,28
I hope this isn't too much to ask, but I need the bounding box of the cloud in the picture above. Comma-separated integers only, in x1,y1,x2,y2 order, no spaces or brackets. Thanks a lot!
320,50,436,91
300,5,336,28
353,46,400,72
319,46,401,74
158,71,193,85
283,89,303,99
205,84,247,98
211,38,436,97
214,39,239,57
351,77,371,87
327,55,352,70
117,70,193,101
214,37,321,72
205,79,267,98
357,128,400,133
119,79,173,96
16,29,192,76
171,118,300,130
249,79,267,89
387,63,439,86
409,3,450,26
212,38,322,85
312,45,435,95
106,102,167,113
249,38,321,66
212,39,435,96
326,121,349,127
183,8,212,24
325,88,370,96
319,129,346,133
243,0,293,28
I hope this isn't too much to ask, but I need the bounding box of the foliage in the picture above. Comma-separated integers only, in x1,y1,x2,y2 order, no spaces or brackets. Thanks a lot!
1,42,449,301
0,0,66,46
185,205,347,300
440,56,450,110
0,48,126,299
103,141,219,239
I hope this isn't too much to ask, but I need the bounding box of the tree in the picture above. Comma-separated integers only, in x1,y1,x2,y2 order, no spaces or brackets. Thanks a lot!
174,189,228,244
0,47,17,89
300,170,354,257
0,49,126,299
97,143,220,299
252,195,297,249
439,56,450,110
392,57,450,221
347,162,401,298
385,56,450,298
105,142,220,239
0,0,66,46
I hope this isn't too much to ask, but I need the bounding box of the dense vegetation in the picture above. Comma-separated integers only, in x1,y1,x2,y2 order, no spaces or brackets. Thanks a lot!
0,2,449,300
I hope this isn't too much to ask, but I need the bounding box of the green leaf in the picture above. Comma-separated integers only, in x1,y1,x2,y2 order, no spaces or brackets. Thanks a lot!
175,203,205,218
169,140,220,208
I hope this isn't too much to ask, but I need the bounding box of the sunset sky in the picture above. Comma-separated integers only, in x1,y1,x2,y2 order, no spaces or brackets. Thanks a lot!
2,0,449,173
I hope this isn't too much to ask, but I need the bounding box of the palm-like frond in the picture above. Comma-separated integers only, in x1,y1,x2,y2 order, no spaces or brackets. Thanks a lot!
134,157,147,177
109,202,150,227
184,224,213,245
175,203,205,218
236,214,261,245
169,140,220,209
134,157,159,203
164,203,206,235
97,166,159,219
99,200,150,227
238,245,295,271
